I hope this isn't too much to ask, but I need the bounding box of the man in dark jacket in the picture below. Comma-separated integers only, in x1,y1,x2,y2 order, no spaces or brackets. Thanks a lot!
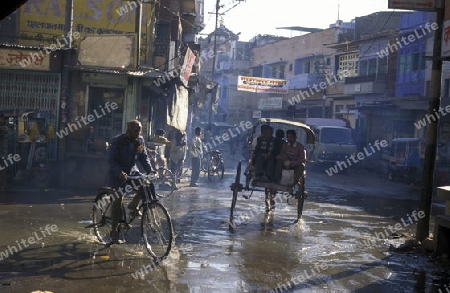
108,120,155,243
253,125,275,181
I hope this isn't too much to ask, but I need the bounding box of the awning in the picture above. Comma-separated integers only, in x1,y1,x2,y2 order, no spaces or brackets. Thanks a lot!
71,66,164,78
357,95,428,111
392,100,428,110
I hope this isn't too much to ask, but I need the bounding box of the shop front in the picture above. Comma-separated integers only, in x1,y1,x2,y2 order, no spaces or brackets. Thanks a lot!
0,46,62,187
63,71,131,188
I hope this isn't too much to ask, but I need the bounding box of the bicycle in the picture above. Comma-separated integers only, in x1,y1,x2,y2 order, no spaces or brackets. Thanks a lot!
203,149,225,180
147,146,176,198
86,172,174,261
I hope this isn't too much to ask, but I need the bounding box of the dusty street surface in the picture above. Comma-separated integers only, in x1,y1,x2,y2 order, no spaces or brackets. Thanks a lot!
0,162,449,293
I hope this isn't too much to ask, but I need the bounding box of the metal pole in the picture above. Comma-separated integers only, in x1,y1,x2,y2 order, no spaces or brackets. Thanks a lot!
136,3,142,67
416,7,444,241
208,0,220,127
59,0,73,187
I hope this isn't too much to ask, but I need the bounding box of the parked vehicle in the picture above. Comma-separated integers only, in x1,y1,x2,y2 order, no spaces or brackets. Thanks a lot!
384,138,422,181
302,118,357,168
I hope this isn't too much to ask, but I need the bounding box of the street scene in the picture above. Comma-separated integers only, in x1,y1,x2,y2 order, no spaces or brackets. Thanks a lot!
0,158,448,292
2,0,450,292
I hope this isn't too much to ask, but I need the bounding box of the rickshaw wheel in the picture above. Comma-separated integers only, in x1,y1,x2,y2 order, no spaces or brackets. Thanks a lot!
229,161,241,232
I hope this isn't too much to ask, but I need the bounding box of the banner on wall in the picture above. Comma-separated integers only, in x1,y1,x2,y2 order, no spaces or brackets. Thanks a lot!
237,75,289,94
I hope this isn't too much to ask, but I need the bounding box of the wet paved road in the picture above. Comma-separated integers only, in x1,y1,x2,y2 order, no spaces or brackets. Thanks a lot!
0,162,449,293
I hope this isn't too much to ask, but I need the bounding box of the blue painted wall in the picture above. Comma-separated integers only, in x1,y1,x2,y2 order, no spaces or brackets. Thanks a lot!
395,11,435,97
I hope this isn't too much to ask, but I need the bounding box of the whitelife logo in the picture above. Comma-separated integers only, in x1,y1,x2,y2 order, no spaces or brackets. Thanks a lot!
376,22,438,58
18,32,81,68
56,101,118,139
0,224,58,261
325,140,388,176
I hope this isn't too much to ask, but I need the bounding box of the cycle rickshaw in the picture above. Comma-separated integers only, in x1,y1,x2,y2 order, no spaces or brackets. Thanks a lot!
229,118,315,231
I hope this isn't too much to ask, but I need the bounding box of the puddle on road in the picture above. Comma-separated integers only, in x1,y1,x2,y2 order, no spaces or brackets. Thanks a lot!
1,172,450,292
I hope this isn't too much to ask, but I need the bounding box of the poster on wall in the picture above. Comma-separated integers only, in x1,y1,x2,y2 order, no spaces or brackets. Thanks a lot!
442,19,450,58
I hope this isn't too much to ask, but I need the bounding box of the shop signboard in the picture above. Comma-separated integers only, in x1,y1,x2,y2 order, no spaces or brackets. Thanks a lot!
258,97,283,110
388,0,437,10
0,48,50,71
237,75,289,94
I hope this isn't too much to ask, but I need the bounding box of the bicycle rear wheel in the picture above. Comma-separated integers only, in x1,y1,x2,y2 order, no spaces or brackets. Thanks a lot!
91,191,113,244
154,168,175,198
141,202,173,260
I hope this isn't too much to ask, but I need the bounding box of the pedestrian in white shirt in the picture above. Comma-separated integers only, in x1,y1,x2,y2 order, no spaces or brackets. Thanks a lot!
189,127,203,187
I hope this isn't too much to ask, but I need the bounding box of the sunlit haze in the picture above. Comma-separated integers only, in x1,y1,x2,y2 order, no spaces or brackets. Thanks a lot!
202,0,410,41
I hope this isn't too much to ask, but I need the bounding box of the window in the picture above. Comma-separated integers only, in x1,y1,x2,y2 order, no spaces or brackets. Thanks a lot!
326,57,331,66
88,87,124,149
279,64,285,79
252,66,262,77
368,58,377,76
399,54,406,74
405,52,413,73
294,59,302,75
321,128,354,144
304,61,311,74
412,52,420,71
379,57,387,75
271,66,277,78
339,53,358,77
359,60,368,76
314,61,321,74
335,105,344,113
289,64,293,71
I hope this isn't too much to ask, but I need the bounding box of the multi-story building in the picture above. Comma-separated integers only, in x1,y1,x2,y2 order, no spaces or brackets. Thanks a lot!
0,0,204,188
327,12,404,146
248,27,341,120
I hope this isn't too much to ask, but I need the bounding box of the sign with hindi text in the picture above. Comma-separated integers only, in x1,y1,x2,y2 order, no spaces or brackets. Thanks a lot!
0,49,50,70
237,76,289,94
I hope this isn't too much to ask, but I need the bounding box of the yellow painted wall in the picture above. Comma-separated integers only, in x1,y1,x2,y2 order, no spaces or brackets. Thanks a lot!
18,0,153,58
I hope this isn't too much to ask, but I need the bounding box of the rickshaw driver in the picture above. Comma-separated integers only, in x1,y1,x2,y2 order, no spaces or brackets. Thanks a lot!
252,125,276,182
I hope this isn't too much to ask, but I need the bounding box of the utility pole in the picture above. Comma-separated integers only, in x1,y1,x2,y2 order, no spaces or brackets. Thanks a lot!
208,0,220,128
416,6,445,241
59,0,73,187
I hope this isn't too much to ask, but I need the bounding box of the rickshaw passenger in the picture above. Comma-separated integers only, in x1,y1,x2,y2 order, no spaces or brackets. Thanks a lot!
276,129,306,184
273,129,287,182
253,125,276,181
273,129,286,156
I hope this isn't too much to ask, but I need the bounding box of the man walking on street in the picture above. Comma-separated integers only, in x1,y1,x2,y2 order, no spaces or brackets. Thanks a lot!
189,127,203,187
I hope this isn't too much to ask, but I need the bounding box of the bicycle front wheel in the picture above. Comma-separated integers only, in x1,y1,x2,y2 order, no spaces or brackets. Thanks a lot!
154,168,175,198
91,191,113,244
141,202,173,260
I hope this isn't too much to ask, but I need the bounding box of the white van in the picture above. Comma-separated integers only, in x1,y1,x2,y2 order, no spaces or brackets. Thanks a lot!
308,125,357,166
300,119,356,166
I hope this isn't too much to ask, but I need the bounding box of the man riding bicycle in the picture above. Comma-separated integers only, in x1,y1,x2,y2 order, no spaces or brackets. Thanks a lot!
107,120,156,244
